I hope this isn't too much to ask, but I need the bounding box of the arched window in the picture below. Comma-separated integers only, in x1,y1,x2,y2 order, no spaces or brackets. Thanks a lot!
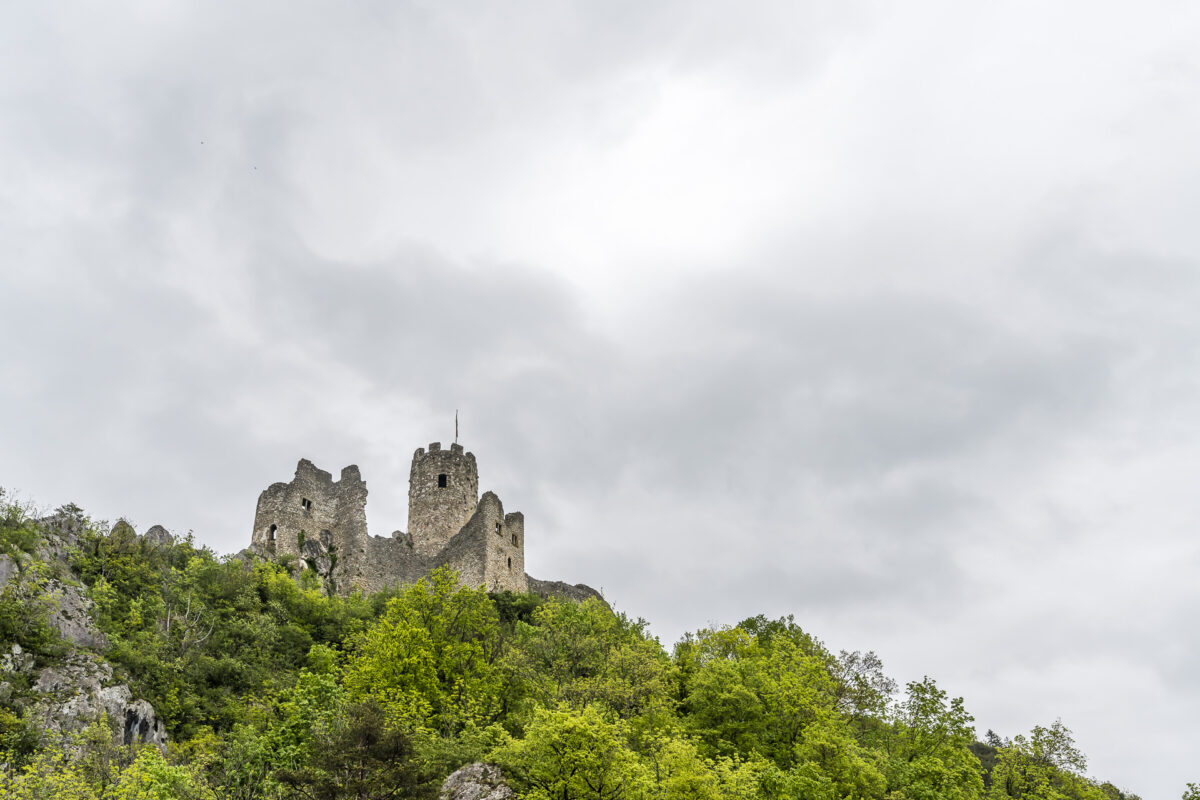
268,524,277,542
511,534,519,547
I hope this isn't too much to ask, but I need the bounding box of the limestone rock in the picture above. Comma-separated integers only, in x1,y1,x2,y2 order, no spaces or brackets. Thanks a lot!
33,654,166,747
440,763,515,800
46,579,108,650
121,699,163,746
0,553,15,590
0,643,34,676
525,576,607,606
142,525,173,548
36,506,88,560
301,537,332,576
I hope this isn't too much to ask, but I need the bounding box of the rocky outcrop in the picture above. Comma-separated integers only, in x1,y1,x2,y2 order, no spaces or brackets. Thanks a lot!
440,763,515,800
46,578,108,650
301,536,333,576
0,553,15,590
33,653,166,747
526,575,607,606
0,644,34,704
7,516,167,748
142,525,174,548
36,506,89,561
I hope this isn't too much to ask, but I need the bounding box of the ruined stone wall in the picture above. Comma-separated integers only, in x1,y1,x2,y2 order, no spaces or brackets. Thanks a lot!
250,461,369,591
330,466,369,587
353,536,431,594
438,511,490,589
252,445,542,597
408,443,478,557
442,493,526,592
499,511,525,590
251,460,342,560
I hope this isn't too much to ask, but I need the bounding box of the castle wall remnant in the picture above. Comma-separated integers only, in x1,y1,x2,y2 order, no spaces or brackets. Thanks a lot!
249,442,539,595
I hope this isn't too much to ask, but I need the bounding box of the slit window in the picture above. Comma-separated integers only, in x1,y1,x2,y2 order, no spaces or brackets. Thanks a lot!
511,534,519,546
495,522,502,535
268,524,277,542
437,474,447,488
507,557,512,570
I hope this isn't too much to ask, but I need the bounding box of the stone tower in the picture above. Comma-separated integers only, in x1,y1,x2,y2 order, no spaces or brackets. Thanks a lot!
407,442,478,557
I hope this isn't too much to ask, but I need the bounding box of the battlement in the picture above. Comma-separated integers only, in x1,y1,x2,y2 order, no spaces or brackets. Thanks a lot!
413,442,473,462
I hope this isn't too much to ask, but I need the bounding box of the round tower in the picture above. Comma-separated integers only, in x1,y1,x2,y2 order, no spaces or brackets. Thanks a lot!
408,442,479,556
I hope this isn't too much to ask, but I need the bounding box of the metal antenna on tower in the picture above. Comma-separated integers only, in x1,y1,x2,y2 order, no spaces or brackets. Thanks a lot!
455,409,459,444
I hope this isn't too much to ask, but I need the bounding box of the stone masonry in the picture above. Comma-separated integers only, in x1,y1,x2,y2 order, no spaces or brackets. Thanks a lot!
250,442,544,595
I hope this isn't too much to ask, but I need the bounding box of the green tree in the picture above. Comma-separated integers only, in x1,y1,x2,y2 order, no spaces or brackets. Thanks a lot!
505,597,673,730
987,721,1105,800
274,700,436,800
492,704,650,800
0,742,98,800
643,735,721,800
793,716,886,799
680,623,841,766
109,746,216,800
885,677,983,799
345,568,502,736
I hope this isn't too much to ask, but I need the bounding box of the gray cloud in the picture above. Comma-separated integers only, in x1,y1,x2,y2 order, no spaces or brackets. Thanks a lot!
3,2,1199,795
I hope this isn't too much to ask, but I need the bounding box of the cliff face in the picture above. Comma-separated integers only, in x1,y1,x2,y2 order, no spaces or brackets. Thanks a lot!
0,512,166,749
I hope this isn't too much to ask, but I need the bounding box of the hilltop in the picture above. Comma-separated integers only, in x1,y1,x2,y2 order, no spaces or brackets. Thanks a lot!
0,489,1148,799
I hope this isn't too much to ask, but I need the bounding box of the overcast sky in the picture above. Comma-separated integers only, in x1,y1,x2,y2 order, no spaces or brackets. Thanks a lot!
3,1,1199,795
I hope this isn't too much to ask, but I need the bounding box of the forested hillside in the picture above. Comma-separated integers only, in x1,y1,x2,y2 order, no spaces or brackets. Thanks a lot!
0,491,1154,799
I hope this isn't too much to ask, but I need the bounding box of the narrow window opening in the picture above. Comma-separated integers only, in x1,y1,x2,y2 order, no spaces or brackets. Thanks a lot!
301,498,312,512
507,557,512,570
495,522,502,535
437,474,447,488
511,534,519,546
268,524,277,542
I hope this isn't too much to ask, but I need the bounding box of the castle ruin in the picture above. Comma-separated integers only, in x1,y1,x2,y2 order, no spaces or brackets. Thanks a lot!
250,442,594,599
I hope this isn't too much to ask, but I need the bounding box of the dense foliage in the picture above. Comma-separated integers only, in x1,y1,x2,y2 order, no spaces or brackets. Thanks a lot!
0,495,1157,798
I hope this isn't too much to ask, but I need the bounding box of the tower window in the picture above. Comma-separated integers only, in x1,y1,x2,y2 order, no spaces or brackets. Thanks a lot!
300,498,312,511
507,557,512,570
438,474,447,488
495,522,502,535
268,524,277,542
512,534,519,546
